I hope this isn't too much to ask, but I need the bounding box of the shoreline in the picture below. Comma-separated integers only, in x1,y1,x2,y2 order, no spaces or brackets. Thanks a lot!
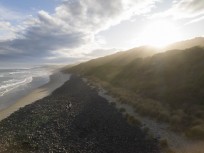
0,71,70,121
1,72,203,152
0,74,159,153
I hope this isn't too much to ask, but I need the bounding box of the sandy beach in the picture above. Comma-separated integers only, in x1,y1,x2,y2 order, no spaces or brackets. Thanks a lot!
0,71,70,121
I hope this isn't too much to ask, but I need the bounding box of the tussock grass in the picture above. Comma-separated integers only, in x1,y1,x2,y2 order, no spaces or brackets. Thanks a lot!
68,46,204,139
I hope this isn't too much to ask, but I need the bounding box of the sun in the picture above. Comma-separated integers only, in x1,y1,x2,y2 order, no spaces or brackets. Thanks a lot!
138,20,182,48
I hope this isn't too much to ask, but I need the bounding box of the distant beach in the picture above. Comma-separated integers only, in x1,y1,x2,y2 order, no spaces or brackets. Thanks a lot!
0,67,51,111
0,71,70,121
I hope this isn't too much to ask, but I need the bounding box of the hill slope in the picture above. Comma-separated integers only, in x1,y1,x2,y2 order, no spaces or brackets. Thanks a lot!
69,46,157,81
165,37,204,50
67,45,204,139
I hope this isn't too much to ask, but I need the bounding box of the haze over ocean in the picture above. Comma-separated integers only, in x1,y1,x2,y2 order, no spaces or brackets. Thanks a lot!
0,66,52,111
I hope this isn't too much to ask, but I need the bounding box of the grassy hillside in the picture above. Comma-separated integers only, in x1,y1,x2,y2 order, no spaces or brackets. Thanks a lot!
69,46,157,79
165,37,204,50
67,46,204,139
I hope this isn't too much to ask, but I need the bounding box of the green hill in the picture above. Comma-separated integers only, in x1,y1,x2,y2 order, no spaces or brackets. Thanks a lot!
67,41,204,139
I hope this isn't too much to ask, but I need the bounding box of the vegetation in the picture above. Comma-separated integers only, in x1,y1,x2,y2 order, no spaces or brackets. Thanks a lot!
67,45,204,139
126,114,142,127
159,139,175,153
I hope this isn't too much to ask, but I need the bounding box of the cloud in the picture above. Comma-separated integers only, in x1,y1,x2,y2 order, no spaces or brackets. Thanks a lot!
84,48,119,58
172,0,204,18
0,0,160,64
185,15,204,25
153,0,204,19
0,4,23,21
0,21,17,40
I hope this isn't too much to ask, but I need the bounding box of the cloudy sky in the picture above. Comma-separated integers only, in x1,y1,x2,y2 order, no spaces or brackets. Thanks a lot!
0,0,204,66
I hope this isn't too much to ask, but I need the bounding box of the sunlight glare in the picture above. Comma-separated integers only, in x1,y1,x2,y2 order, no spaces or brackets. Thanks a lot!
138,20,182,48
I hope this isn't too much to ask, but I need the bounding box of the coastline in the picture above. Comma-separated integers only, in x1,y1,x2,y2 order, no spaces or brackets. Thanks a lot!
2,72,203,152
0,71,70,121
0,74,159,153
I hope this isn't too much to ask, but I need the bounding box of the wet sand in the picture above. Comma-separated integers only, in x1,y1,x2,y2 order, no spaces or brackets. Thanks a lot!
0,71,70,121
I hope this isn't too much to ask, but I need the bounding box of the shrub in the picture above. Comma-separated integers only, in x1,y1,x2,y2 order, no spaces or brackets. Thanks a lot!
126,115,142,127
186,124,204,139
170,115,182,125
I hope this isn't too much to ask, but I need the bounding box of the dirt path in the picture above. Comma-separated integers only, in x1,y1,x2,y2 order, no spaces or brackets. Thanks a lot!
88,79,204,153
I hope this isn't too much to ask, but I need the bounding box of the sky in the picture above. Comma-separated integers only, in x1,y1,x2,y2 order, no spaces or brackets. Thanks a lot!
0,0,204,66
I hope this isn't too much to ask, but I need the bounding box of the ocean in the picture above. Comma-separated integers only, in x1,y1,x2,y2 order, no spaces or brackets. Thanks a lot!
0,66,54,111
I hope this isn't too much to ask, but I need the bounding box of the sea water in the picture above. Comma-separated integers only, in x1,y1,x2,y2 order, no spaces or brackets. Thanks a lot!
0,66,54,111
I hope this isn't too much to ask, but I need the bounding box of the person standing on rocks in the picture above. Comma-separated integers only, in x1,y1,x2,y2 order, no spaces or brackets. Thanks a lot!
66,101,72,110
68,101,72,110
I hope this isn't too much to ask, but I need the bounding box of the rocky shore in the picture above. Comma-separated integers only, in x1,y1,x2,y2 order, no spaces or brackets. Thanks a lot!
0,75,160,153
